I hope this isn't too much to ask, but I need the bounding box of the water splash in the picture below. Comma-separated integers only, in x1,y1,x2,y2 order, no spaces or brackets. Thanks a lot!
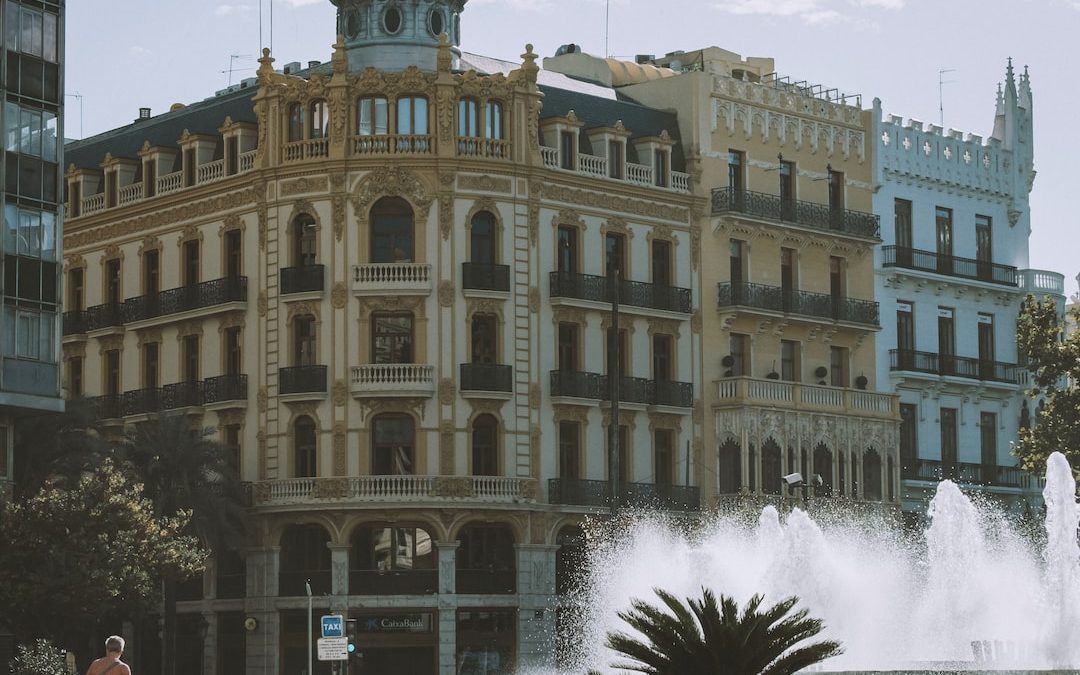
559,454,1078,673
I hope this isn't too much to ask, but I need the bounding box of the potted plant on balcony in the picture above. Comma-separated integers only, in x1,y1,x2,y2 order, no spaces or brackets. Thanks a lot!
766,371,780,380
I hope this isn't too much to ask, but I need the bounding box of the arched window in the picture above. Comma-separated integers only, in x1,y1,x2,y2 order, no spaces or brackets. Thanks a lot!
863,449,882,501
485,101,503,139
350,525,436,595
357,96,389,136
292,213,317,266
372,413,414,475
294,416,316,477
718,439,740,494
761,439,781,495
470,211,496,265
813,443,833,497
458,98,479,137
370,196,414,263
457,524,515,594
279,524,331,595
287,103,305,142
310,99,329,139
472,414,498,476
556,525,585,595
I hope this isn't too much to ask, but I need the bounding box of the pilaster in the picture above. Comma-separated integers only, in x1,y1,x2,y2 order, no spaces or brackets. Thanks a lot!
329,543,351,596
515,544,558,670
436,542,460,675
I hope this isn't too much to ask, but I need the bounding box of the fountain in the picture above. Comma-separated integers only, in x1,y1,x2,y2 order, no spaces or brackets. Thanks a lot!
556,452,1080,673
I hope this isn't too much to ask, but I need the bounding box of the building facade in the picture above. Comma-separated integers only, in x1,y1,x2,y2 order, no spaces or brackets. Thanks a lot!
61,2,700,673
0,0,65,501
871,62,1065,515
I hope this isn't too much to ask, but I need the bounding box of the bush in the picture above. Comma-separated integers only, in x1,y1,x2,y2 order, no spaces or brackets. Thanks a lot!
11,639,68,675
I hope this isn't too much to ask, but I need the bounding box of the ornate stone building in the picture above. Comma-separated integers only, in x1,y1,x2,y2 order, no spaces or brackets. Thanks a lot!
61,2,698,673
871,62,1065,516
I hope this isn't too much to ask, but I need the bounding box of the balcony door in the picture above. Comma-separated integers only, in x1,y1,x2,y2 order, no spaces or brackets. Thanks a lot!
225,229,242,278
651,240,671,287
372,314,413,364
896,302,914,369
372,414,414,475
605,233,626,279
978,314,995,379
294,316,316,367
225,326,242,376
106,259,121,305
937,308,955,375
894,199,912,266
558,421,580,479
935,207,953,275
470,211,496,266
779,160,795,219
293,214,317,267
557,226,577,274
899,403,917,475
940,407,958,469
975,215,992,280
143,249,159,296
828,169,844,228
980,412,997,481
471,314,497,365
143,342,159,389
781,247,797,311
652,334,673,382
557,322,578,372
371,197,414,263
182,334,199,383
183,240,199,287
730,239,746,303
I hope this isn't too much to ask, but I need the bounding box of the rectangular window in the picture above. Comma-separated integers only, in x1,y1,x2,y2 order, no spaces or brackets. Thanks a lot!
975,214,992,280
652,334,673,382
727,150,744,191
559,130,575,170
780,340,799,381
396,96,428,135
182,334,199,382
309,100,329,140
143,342,159,389
936,206,953,274
68,356,82,397
654,149,669,188
4,204,56,260
607,424,630,484
558,421,580,479
143,249,159,295
106,259,121,305
654,429,674,487
829,256,845,299
651,239,671,287
779,160,796,216
372,314,413,364
226,327,242,376
558,323,578,371
896,301,915,359
605,233,625,278
294,316,316,366
980,411,997,467
372,416,414,475
183,240,199,286
457,98,479,137
357,96,389,135
557,226,577,274
829,346,848,387
977,313,994,362
781,247,796,310
225,230,242,278
69,267,84,311
607,139,624,179
729,333,749,377
224,424,241,474
605,328,628,377
3,306,54,361
938,307,955,375
828,169,845,215
105,349,121,396
484,101,503,139
470,314,497,364
729,239,746,286
894,198,913,264
899,403,918,467
940,407,958,465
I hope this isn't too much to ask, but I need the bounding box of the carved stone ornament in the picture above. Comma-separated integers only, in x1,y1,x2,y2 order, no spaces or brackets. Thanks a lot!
332,195,346,242
647,317,681,339
257,291,268,317
541,184,688,224
333,422,347,475
135,326,163,347
528,287,540,314
138,234,161,255
552,208,586,233
176,319,204,338
331,282,348,309
97,334,124,355
551,306,587,326
528,197,540,246
332,379,348,407
258,207,268,250
219,213,243,236
438,281,455,307
601,216,634,240
62,342,86,360
439,420,455,475
432,476,473,498
466,297,505,321
693,399,704,425
286,301,321,322
529,384,541,410
649,412,683,433
691,310,702,334
439,195,454,241
257,387,268,412
281,175,329,198
530,424,541,477
351,166,433,226
437,378,456,406
312,478,348,499
458,174,512,193
553,405,590,425
358,295,425,317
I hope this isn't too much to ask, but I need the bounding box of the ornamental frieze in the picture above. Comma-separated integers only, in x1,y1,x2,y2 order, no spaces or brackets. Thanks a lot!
542,184,689,223
458,174,512,193
351,166,433,226
280,175,329,197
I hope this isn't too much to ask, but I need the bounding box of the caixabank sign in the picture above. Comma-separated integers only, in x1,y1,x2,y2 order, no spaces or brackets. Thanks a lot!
356,613,432,633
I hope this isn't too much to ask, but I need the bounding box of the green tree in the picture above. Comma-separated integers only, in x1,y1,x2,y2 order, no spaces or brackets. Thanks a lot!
0,461,205,645
10,639,68,675
606,588,842,675
1015,296,1080,474
121,414,249,675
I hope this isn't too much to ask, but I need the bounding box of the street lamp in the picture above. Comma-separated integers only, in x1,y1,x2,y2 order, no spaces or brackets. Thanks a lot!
305,579,313,675
783,472,823,505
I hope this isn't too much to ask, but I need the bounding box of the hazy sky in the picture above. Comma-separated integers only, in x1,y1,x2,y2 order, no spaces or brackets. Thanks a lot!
67,0,1079,293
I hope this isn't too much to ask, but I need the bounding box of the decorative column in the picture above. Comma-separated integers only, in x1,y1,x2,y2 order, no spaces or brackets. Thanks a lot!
245,547,280,675
515,544,558,671
436,542,460,675
202,611,218,675
329,543,351,597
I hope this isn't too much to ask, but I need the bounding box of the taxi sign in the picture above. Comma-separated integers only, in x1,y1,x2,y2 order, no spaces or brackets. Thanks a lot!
321,614,344,638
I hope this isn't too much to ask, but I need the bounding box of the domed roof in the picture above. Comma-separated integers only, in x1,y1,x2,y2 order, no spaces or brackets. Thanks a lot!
331,0,466,72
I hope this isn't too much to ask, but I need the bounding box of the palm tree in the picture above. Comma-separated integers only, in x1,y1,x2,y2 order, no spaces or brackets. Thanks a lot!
121,413,250,675
606,588,842,675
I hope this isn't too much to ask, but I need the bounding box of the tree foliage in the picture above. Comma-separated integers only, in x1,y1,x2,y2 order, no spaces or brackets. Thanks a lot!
10,639,68,675
1015,296,1080,475
0,461,206,643
606,588,842,675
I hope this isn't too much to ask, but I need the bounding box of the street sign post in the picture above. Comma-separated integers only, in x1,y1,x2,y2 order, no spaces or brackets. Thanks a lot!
321,614,344,638
316,637,348,661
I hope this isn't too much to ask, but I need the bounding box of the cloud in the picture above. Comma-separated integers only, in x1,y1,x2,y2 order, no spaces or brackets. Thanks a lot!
468,0,552,8
282,0,323,6
215,3,255,17
128,45,152,57
715,0,902,26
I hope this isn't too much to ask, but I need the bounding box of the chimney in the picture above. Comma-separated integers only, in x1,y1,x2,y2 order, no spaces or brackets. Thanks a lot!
135,107,151,122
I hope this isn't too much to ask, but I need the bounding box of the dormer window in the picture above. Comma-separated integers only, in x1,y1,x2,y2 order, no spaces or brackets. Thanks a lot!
310,100,329,140
560,131,576,170
654,148,670,188
608,140,624,179
288,103,305,143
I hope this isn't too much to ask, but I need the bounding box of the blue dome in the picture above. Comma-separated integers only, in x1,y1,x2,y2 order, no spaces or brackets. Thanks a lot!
330,0,466,72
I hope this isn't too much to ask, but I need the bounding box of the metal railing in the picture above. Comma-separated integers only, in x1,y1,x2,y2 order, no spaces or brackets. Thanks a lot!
881,246,1018,286
89,394,122,420
550,370,693,408
460,363,513,393
122,276,247,323
718,281,879,327
550,271,692,314
62,310,89,335
711,186,881,239
280,264,325,294
548,478,701,511
204,374,248,404
889,349,1023,385
902,458,1032,489
279,365,327,395
462,262,510,292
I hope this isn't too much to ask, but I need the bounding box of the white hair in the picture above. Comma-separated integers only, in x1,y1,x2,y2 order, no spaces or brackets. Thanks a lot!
105,636,125,654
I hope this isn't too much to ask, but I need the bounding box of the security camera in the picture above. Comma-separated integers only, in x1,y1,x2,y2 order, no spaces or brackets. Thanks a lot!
783,472,803,487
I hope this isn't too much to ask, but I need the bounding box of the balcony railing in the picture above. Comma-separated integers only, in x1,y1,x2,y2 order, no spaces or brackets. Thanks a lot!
283,138,329,162
204,374,248,404
901,458,1033,489
249,475,536,505
1018,268,1066,295
539,147,690,193
86,303,124,331
62,310,89,335
456,137,510,159
351,363,436,397
550,271,693,314
90,394,123,420
718,281,880,327
352,263,432,294
350,134,434,156
462,263,510,292
548,478,701,511
279,365,327,395
715,376,898,417
349,570,437,595
711,187,881,239
881,246,1018,286
550,370,693,408
280,265,325,295
122,276,247,323
460,363,513,393
456,569,516,595
889,349,1023,385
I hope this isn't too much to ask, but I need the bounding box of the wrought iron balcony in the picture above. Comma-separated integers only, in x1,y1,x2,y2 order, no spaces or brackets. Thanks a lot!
550,370,693,407
350,570,437,595
160,380,204,409
280,264,325,295
548,478,701,511
122,387,162,416
122,276,247,323
889,349,1023,385
91,393,123,420
901,458,1033,489
881,246,1018,286
204,374,248,404
549,271,693,314
86,303,124,331
462,262,511,292
718,281,880,327
280,365,327,395
460,363,513,393
711,186,880,239
62,310,89,335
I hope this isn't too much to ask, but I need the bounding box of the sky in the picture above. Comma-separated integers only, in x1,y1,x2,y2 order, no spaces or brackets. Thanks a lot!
66,0,1080,295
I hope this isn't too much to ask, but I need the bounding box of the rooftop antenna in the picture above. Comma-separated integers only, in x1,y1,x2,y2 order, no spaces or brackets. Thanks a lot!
65,92,84,139
222,54,254,86
604,0,610,57
939,68,956,127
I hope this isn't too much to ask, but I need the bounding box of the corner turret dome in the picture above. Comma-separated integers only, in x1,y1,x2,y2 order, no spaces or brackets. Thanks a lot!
330,0,466,72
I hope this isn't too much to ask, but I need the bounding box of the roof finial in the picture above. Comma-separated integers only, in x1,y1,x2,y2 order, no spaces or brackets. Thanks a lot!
520,43,539,84
257,47,275,83
437,32,452,73
332,35,347,74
